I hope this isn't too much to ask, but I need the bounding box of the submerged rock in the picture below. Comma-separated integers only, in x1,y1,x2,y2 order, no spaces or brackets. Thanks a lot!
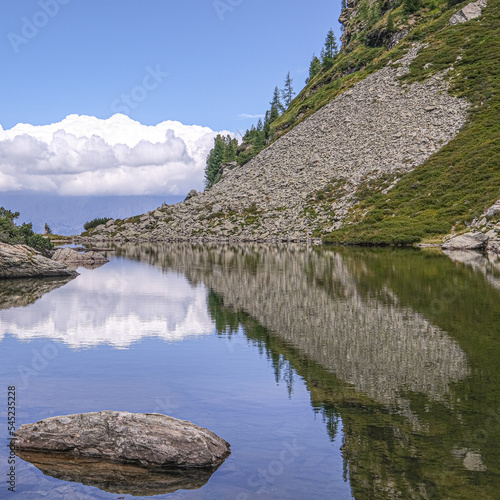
0,243,79,279
13,411,230,470
15,450,219,496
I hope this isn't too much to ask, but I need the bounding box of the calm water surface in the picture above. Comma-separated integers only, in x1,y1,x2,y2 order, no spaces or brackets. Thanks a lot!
1,244,500,499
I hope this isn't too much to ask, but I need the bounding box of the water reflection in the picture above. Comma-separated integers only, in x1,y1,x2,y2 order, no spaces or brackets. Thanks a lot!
0,276,76,310
3,243,500,498
0,259,213,348
444,249,500,290
16,450,219,497
117,243,468,410
115,243,500,500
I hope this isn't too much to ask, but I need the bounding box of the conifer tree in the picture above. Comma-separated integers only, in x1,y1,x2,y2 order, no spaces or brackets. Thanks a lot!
223,135,238,163
204,135,239,188
306,54,322,83
281,72,295,108
327,29,339,57
205,135,226,188
269,86,284,117
386,12,395,32
254,129,266,150
321,28,338,70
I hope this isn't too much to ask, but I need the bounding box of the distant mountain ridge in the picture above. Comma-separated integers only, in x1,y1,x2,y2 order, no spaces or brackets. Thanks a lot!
0,193,182,235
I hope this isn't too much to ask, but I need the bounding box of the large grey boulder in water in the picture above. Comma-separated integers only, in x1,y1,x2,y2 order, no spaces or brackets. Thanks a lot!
12,411,230,470
0,243,79,279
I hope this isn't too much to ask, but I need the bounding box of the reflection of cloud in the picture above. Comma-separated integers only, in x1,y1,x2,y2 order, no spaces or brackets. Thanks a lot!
0,260,214,348
0,114,233,195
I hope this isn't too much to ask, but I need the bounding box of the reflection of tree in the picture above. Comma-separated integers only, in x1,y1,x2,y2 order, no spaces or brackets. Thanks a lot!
115,243,500,499
208,290,303,401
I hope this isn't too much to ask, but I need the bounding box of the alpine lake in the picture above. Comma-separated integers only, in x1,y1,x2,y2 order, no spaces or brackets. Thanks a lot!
1,243,500,499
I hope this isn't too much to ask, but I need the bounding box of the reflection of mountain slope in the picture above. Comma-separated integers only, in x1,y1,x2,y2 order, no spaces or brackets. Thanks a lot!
117,243,468,411
117,244,499,500
0,277,76,310
0,260,213,348
444,250,500,291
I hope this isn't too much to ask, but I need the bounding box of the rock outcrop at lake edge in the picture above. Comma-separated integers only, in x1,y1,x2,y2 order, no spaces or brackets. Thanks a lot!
52,247,109,269
0,243,79,279
442,199,500,254
442,232,489,251
13,411,230,470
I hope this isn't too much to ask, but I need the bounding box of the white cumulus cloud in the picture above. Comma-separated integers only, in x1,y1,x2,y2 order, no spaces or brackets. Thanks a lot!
0,114,233,196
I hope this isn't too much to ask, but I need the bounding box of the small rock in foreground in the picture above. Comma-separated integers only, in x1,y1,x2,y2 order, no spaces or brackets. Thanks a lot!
12,411,230,470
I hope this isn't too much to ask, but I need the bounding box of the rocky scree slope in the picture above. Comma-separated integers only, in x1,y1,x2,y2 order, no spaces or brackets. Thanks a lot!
85,48,467,243
84,0,495,244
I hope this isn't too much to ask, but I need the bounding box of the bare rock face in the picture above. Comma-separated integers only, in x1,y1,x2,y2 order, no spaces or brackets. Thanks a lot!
52,247,109,269
0,243,79,279
184,189,200,201
13,411,230,470
450,0,487,25
442,232,489,250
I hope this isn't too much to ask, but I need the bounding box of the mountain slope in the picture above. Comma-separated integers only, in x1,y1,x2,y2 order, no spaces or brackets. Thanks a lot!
84,0,499,245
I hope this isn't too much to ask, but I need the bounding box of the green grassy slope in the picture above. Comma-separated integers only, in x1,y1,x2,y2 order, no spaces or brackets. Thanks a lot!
258,0,499,246
322,0,500,244
315,0,499,245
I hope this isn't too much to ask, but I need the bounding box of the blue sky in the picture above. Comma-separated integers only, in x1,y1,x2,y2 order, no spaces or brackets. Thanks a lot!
1,0,341,132
0,0,342,200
